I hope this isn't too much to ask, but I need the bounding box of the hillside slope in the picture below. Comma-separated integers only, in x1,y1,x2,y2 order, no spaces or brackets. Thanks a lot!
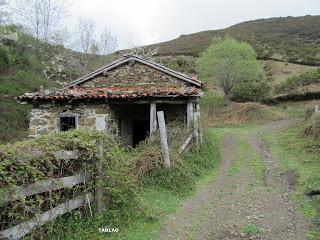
146,15,320,65
0,25,110,142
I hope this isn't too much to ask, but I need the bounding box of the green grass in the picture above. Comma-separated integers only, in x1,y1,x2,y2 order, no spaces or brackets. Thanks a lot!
242,224,265,235
264,125,320,239
223,127,264,185
228,137,264,185
277,100,320,118
97,187,183,240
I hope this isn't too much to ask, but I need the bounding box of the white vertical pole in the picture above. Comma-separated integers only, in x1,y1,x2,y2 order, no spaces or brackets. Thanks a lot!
195,102,202,143
157,111,170,168
193,111,200,148
150,102,157,135
187,101,194,129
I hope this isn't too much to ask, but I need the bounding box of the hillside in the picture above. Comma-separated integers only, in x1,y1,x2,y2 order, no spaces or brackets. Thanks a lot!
146,15,320,66
1,16,320,143
0,25,111,142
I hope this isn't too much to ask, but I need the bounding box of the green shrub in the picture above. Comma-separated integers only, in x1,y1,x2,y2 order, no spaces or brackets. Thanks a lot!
101,143,145,225
141,130,218,195
0,71,50,96
0,99,30,143
200,91,225,112
232,78,271,102
197,37,270,104
155,56,196,74
0,46,9,70
276,68,320,93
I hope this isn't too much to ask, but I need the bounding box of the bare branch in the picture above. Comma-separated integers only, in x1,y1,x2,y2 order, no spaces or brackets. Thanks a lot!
75,16,96,54
0,0,9,24
124,46,158,59
10,0,71,42
99,28,118,55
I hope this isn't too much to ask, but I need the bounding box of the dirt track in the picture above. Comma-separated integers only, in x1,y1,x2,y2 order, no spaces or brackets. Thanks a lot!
159,120,309,240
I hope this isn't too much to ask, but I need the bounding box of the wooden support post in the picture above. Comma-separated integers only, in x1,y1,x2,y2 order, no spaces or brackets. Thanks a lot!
157,111,170,168
195,102,202,144
187,101,194,128
95,140,106,213
150,102,157,136
193,111,200,148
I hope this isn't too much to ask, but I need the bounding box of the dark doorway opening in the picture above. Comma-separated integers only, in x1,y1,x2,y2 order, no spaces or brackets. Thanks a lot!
132,120,149,147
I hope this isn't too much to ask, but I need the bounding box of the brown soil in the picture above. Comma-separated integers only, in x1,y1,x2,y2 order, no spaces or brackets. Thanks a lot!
159,120,309,240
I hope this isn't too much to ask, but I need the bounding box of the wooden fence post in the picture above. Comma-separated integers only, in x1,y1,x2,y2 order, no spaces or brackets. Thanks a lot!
157,111,170,168
95,140,106,213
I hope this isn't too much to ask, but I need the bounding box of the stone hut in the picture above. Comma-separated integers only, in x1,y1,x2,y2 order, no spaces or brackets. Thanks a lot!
18,55,203,147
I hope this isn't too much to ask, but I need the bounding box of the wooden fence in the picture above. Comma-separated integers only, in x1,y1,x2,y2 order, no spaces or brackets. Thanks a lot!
0,116,199,239
0,149,104,240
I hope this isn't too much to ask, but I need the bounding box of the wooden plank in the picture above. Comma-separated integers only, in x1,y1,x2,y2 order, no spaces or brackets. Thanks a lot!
193,111,200,148
0,172,87,205
53,150,78,160
95,140,106,213
178,133,193,155
187,102,194,128
157,111,170,168
109,99,197,105
0,193,93,240
195,102,203,144
149,102,157,135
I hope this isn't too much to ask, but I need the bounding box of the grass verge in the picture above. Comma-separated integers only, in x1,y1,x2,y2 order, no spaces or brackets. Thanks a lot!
264,125,320,239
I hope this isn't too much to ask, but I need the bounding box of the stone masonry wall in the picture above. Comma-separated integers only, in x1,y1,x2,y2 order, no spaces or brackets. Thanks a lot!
80,62,190,88
28,103,110,138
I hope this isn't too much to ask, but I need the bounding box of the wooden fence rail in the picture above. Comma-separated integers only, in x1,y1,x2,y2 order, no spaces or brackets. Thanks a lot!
178,133,193,155
0,150,102,239
1,193,93,240
0,171,87,206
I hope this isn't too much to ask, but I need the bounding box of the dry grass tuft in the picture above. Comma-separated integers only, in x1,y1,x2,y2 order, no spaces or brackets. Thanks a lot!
133,121,192,178
202,102,287,128
304,112,320,138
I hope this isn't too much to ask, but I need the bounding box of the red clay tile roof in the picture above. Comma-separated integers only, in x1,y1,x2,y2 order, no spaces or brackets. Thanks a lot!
18,86,201,101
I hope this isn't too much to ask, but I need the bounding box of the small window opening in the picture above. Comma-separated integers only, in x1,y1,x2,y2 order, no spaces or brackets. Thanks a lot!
60,117,76,131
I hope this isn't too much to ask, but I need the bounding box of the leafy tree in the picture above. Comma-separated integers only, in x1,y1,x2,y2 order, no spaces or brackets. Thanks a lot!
197,37,270,104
